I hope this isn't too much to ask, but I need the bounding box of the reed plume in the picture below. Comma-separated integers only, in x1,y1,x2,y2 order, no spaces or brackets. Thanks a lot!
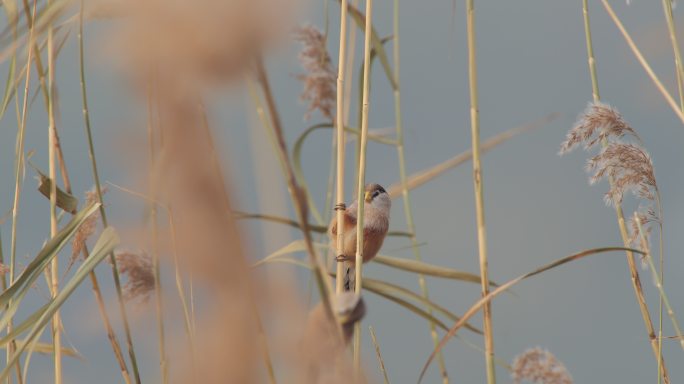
511,347,573,384
115,250,155,303
294,24,336,121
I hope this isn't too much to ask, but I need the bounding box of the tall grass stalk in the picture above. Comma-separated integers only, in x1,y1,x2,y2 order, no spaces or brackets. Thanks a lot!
657,0,682,377
335,0,350,294
78,4,141,382
7,1,37,382
601,0,684,126
146,84,168,384
369,326,390,384
252,57,338,333
634,215,684,350
661,0,684,111
46,1,63,381
391,0,448,381
351,0,373,372
581,1,669,382
465,0,496,382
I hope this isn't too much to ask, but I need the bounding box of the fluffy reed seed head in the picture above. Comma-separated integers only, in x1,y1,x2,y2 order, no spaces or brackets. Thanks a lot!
559,102,638,154
628,208,659,268
71,187,107,263
115,250,155,303
293,24,336,121
586,142,657,206
511,347,573,384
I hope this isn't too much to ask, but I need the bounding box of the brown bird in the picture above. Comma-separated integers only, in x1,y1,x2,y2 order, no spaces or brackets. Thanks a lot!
329,183,391,291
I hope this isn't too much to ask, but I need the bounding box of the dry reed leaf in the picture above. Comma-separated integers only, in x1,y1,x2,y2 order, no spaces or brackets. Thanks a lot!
511,347,573,384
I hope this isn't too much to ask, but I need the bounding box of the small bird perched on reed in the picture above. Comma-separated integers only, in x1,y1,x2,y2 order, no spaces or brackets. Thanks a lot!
329,183,391,291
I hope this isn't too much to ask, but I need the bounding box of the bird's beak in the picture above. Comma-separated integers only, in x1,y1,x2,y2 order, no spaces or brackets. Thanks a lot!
364,191,372,203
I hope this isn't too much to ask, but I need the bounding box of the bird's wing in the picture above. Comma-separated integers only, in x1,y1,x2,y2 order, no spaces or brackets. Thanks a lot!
329,208,357,237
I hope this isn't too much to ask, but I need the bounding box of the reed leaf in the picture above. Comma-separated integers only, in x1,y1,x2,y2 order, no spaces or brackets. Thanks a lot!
36,173,78,214
373,255,498,287
363,277,482,334
0,227,119,381
387,113,559,198
417,246,644,383
0,202,99,329
0,342,80,359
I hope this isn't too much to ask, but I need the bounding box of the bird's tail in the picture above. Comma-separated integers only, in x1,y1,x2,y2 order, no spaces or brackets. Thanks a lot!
343,261,355,292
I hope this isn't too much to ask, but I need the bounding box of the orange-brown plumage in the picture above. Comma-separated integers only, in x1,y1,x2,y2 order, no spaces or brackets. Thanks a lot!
329,184,391,290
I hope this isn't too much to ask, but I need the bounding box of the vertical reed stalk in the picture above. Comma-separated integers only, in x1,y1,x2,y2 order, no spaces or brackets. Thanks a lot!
465,0,496,382
661,0,684,111
657,1,682,376
391,1,448,381
343,0,361,126
7,2,36,382
146,83,168,384
46,2,63,381
78,3,134,382
335,0,350,294
353,0,373,371
78,4,141,382
582,1,669,382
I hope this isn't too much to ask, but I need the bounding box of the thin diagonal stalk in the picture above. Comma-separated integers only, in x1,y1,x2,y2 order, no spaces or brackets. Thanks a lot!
83,246,132,384
635,214,684,350
353,0,373,371
581,1,669,382
46,1,63,381
7,1,36,382
77,2,133,382
146,82,168,384
601,0,684,126
252,56,340,338
391,0,448,381
369,326,390,384
465,0,495,382
78,4,141,381
661,0,684,111
335,0,350,294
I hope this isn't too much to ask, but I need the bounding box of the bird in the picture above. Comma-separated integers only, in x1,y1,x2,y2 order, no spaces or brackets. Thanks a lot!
329,183,391,291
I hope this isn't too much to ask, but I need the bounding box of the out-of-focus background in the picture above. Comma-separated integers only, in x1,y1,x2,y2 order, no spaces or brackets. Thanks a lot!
1,0,683,382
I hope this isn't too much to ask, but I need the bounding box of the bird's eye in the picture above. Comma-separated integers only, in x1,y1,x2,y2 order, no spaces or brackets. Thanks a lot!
372,190,380,199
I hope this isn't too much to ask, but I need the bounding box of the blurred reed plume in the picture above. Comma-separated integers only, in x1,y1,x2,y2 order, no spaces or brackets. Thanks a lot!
114,251,154,303
0,263,8,275
108,0,296,87
71,187,107,263
511,347,573,384
294,24,337,121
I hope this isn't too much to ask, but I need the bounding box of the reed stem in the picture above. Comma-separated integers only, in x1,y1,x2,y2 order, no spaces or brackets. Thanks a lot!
465,0,496,382
335,0,350,294
46,2,63,381
581,2,669,382
146,82,168,384
391,0,448,381
352,0,373,371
